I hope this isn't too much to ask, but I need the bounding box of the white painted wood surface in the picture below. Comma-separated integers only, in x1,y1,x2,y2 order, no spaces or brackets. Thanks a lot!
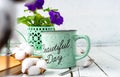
89,47,120,77
6,46,120,77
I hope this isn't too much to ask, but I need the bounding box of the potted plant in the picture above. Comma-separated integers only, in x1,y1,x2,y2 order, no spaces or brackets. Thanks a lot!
17,0,64,52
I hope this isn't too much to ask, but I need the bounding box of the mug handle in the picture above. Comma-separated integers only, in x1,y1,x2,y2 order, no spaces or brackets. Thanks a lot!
74,35,91,60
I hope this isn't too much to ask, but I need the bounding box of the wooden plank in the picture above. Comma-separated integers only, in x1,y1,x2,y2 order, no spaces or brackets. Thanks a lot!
44,69,70,77
100,46,120,61
7,69,73,77
0,56,21,77
76,47,108,77
89,47,120,77
77,59,107,77
44,68,80,77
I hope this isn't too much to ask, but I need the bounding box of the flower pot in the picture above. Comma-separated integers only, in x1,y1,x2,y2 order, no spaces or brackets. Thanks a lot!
27,27,55,54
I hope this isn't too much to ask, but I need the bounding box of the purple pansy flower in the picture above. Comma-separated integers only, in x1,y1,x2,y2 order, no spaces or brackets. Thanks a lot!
35,0,44,9
25,2,36,11
25,0,44,11
49,10,64,25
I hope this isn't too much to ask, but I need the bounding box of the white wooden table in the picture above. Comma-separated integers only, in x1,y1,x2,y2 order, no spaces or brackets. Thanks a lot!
6,46,120,77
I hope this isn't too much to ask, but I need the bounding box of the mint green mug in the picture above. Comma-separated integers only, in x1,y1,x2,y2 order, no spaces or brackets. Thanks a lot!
41,30,90,69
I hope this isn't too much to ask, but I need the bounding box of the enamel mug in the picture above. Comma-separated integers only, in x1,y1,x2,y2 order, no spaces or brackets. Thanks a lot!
41,30,90,69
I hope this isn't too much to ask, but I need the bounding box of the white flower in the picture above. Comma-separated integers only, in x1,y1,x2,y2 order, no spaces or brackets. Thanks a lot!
11,47,20,54
19,43,34,55
36,60,47,69
22,58,39,73
27,66,40,76
23,45,34,55
19,43,29,50
15,50,26,60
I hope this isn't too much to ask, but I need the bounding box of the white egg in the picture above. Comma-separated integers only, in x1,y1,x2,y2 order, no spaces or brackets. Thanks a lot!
36,60,47,69
22,58,40,73
15,50,26,60
27,66,40,76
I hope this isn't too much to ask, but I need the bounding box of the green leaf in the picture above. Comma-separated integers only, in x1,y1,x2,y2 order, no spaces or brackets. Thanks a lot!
52,9,58,12
17,16,31,26
44,17,53,26
38,17,53,26
43,8,51,12
27,16,34,20
43,8,58,12
33,10,38,14
26,16,34,25
34,13,44,26
24,10,29,12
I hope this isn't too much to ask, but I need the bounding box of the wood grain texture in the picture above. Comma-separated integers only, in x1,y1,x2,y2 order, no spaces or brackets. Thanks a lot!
89,47,120,77
0,56,21,71
0,56,21,77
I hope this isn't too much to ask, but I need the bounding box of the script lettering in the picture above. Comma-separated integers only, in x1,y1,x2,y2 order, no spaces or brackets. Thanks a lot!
43,39,71,54
47,54,62,64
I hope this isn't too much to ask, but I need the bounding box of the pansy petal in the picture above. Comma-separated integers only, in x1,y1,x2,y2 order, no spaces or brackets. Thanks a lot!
25,2,36,11
56,16,63,25
25,0,44,11
49,10,64,25
35,0,44,9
